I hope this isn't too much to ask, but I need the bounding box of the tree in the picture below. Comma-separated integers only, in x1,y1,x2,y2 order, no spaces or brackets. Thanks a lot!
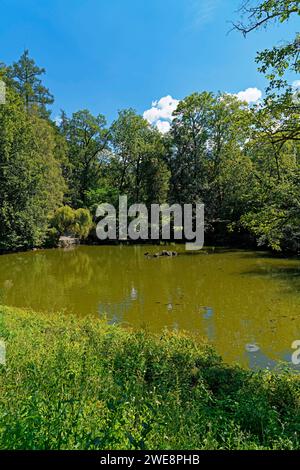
232,0,300,251
239,105,300,250
109,109,170,205
51,206,93,239
167,92,213,205
6,50,54,115
233,0,299,82
240,166,300,251
233,1,300,145
0,87,65,251
168,92,252,225
233,1,299,35
60,110,109,207
73,208,93,239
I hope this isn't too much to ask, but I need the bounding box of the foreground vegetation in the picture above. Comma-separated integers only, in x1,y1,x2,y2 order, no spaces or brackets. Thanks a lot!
0,306,300,450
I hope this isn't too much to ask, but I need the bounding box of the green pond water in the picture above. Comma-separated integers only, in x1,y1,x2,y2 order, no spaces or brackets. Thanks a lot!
0,245,300,369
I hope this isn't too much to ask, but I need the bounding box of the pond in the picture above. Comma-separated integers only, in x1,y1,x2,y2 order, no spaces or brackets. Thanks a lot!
0,245,300,369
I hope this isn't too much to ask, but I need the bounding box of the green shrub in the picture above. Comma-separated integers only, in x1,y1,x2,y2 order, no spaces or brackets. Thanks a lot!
0,306,299,450
73,208,93,239
50,206,93,239
51,206,75,235
44,227,60,248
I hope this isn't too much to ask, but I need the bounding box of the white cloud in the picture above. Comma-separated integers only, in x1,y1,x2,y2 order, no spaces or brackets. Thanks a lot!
156,120,171,134
143,107,161,125
143,95,179,133
144,87,263,133
236,87,262,104
292,80,300,89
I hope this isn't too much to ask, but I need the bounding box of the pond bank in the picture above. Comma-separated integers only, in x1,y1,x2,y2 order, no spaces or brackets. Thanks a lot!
0,306,300,450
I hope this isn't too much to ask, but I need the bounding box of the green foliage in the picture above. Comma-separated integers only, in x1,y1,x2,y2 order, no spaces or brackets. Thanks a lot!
51,206,93,239
51,206,76,235
0,40,299,253
234,1,300,90
0,87,65,251
59,109,109,207
0,306,299,450
168,92,253,224
44,227,60,248
110,109,170,205
73,208,93,239
240,169,300,252
85,187,120,214
6,50,54,116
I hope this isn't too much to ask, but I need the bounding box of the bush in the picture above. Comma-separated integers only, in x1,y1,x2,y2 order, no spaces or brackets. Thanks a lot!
51,206,93,239
44,227,60,248
73,208,93,239
0,306,300,450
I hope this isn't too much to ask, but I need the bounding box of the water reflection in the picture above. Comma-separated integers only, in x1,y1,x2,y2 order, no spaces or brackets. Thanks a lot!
202,307,215,341
245,343,260,353
245,348,276,370
0,245,300,369
244,346,300,372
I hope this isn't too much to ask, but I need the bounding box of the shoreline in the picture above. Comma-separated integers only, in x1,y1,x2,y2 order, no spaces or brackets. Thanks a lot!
0,241,298,260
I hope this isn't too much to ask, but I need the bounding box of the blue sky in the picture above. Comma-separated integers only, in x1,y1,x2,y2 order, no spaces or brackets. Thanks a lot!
1,0,298,128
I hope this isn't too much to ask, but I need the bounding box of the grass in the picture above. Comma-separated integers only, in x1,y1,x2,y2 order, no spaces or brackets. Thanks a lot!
0,306,299,450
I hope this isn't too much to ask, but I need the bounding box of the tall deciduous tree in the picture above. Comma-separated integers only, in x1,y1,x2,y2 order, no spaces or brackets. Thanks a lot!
168,92,252,224
109,109,170,205
60,110,109,207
